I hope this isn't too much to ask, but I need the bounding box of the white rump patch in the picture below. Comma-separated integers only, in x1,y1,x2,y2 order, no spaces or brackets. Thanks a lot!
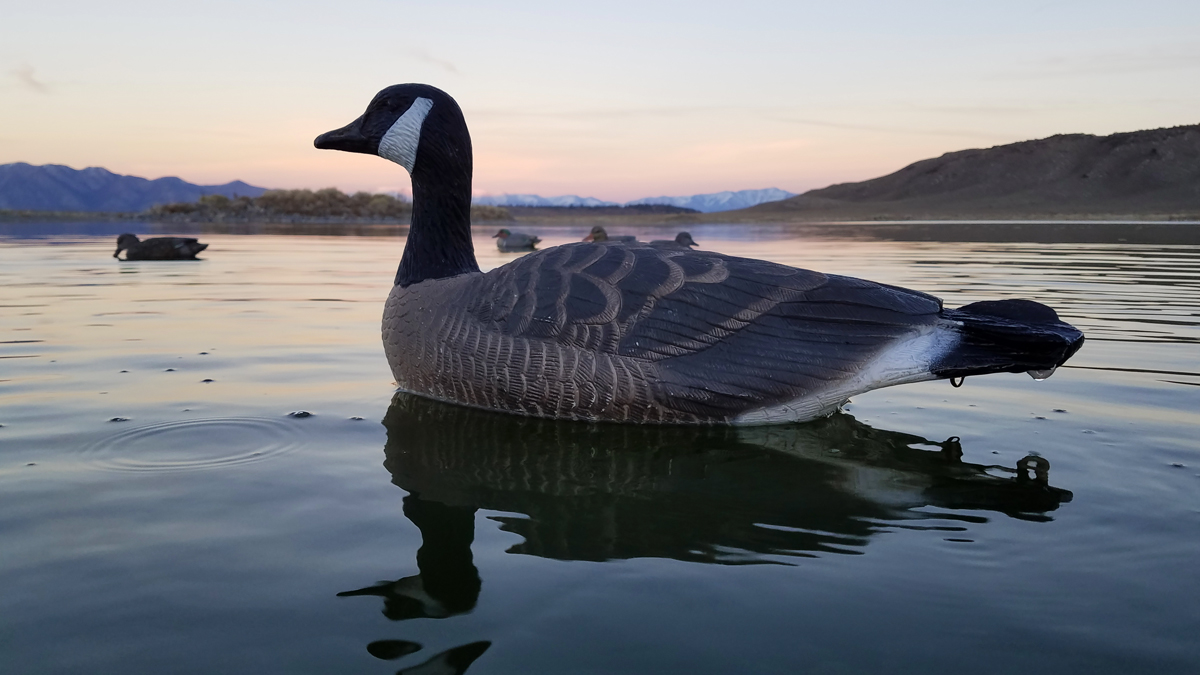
378,96,434,173
733,323,961,425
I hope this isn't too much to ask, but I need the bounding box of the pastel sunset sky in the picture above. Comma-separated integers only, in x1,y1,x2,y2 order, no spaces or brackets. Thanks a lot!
3,0,1198,201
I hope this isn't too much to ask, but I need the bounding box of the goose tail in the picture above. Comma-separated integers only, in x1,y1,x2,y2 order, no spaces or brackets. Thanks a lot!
934,299,1085,380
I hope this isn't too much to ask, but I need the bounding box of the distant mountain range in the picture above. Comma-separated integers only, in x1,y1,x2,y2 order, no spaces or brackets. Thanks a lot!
744,124,1200,220
0,162,792,215
625,188,795,212
0,163,267,213
8,122,1197,220
472,188,795,212
472,193,619,208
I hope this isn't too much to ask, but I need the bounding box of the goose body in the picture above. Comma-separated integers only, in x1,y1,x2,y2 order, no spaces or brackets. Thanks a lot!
114,234,207,260
492,228,540,252
316,84,1084,425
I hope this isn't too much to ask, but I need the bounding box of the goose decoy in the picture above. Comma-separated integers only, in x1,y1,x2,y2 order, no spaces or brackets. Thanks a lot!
583,226,637,243
113,233,208,260
650,232,698,249
314,84,1084,425
492,228,540,252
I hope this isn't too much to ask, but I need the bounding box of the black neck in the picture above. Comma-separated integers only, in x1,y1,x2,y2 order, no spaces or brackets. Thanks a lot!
394,166,480,287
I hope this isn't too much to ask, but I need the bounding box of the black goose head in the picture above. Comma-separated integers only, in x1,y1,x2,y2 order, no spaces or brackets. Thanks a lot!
316,84,479,287
314,83,472,183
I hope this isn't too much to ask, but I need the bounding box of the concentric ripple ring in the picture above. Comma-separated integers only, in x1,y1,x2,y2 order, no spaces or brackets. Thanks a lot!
81,417,305,472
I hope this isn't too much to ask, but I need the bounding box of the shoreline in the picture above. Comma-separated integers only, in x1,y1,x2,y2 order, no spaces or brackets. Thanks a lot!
5,207,1198,226
4,216,1198,246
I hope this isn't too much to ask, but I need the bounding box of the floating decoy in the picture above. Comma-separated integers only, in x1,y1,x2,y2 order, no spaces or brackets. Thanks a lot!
492,228,540,252
650,232,698,249
314,84,1084,425
583,226,637,243
113,234,208,260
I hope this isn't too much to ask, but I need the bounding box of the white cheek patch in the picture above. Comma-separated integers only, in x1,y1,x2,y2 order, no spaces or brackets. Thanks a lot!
378,96,434,173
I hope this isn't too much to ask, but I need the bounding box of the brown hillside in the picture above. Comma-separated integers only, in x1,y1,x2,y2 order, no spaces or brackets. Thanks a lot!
740,124,1200,220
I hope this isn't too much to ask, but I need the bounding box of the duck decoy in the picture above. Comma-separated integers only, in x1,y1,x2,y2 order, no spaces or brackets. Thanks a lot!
113,233,208,260
583,226,637,243
314,84,1084,425
492,228,540,252
650,232,698,249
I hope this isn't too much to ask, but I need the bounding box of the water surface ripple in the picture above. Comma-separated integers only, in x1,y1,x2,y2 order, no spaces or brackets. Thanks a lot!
1,226,1197,675
79,416,304,472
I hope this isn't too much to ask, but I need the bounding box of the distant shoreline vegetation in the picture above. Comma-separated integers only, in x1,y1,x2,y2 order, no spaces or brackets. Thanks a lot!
144,188,511,224
0,190,700,226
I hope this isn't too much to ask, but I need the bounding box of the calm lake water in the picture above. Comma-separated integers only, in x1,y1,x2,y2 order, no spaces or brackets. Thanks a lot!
2,223,1198,674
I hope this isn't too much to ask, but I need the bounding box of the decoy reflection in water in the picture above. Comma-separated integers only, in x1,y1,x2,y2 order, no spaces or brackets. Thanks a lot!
336,394,1070,671
583,226,637,243
113,233,208,260
649,231,699,249
314,84,1084,424
492,228,540,252
379,394,1070,565
363,641,490,674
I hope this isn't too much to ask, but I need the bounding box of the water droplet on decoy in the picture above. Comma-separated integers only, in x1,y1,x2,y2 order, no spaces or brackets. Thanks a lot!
109,417,129,422
1027,367,1056,380
288,411,313,418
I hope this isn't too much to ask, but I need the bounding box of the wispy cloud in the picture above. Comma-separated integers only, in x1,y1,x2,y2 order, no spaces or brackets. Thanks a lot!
11,63,48,93
766,116,1015,142
472,105,737,121
993,43,1200,81
471,104,1016,143
406,49,459,74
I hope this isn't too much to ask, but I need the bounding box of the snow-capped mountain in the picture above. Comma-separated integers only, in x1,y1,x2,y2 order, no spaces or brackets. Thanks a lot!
472,188,794,212
472,193,619,208
625,188,795,212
